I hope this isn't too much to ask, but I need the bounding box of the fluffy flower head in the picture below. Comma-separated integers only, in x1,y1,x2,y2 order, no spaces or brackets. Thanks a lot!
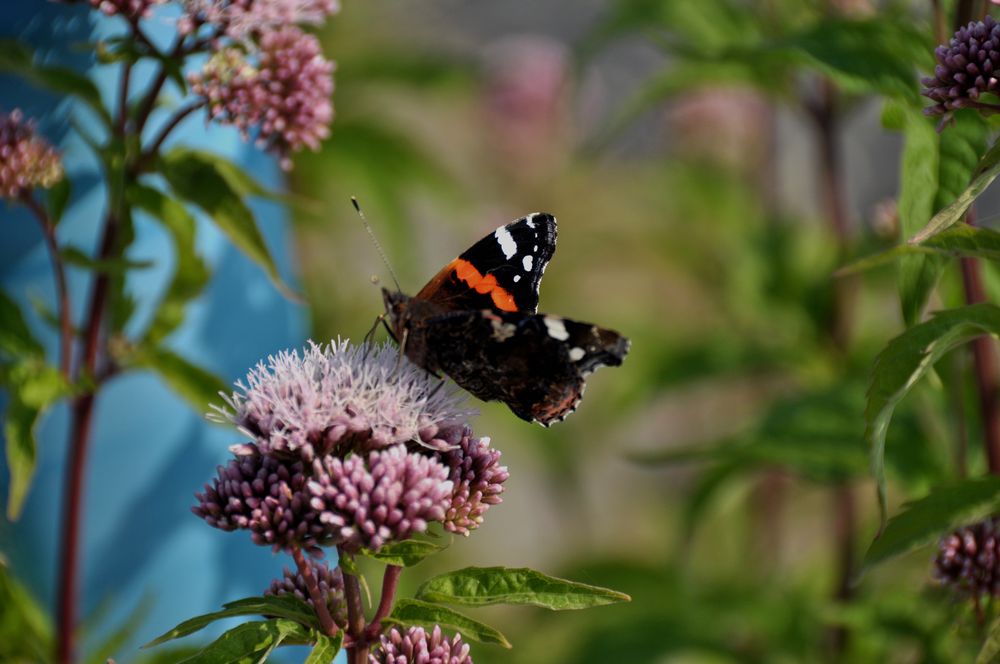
181,0,339,40
0,110,64,199
371,625,473,664
213,340,472,462
188,26,334,169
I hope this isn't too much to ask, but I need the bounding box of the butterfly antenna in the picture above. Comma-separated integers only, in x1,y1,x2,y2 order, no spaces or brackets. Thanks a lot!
352,197,402,293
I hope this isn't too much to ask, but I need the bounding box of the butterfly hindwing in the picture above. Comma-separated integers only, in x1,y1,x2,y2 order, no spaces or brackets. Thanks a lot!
408,307,629,425
415,212,557,314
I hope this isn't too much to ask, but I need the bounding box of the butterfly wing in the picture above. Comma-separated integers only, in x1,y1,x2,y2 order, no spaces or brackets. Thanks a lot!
415,213,557,314
411,308,629,425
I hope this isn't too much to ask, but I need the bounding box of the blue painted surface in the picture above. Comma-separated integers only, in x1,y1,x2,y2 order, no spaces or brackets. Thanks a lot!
0,3,325,660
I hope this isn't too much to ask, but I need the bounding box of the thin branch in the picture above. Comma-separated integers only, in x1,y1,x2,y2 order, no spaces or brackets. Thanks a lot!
339,549,369,664
20,193,73,377
117,61,132,135
135,101,205,172
364,565,402,641
291,547,340,637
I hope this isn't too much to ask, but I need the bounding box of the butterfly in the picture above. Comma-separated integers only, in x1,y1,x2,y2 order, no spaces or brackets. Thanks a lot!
382,212,629,425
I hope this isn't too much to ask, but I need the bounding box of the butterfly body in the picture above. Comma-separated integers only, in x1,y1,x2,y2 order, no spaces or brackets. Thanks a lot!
383,213,628,426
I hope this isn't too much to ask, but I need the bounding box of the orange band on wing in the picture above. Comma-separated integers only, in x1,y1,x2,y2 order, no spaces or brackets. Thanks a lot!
452,259,518,312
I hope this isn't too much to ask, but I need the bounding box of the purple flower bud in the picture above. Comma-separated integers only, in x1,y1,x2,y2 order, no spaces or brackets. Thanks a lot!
266,561,347,628
0,109,64,200
308,445,453,552
923,15,1000,116
437,432,509,536
211,340,473,462
370,625,473,664
192,444,318,550
934,518,1000,597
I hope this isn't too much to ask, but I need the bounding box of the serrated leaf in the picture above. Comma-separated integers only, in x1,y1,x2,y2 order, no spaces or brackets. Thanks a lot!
178,619,307,664
863,476,1000,570
0,38,110,126
415,567,631,610
385,598,511,648
364,539,448,567
160,148,297,301
911,137,1000,245
867,303,1000,527
130,347,228,415
3,360,68,519
0,290,43,357
128,184,211,344
840,225,1000,275
145,596,317,648
303,632,343,664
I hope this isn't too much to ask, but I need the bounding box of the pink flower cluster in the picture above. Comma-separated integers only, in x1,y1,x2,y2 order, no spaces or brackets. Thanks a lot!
89,0,166,19
180,0,339,41
0,110,63,200
371,626,473,664
189,26,334,169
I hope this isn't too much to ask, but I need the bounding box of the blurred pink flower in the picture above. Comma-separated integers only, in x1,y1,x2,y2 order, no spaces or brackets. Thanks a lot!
0,109,63,200
181,0,339,40
90,0,166,19
371,625,472,664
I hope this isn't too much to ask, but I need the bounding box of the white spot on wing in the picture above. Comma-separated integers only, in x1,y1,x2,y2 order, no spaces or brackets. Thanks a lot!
494,226,517,259
526,216,535,229
513,275,521,282
544,316,569,341
568,347,585,362
522,255,533,272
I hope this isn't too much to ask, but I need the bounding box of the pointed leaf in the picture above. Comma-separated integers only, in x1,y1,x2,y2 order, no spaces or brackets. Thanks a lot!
415,567,630,610
0,290,43,357
303,632,343,664
178,619,307,664
863,476,1000,570
160,148,297,300
385,598,511,648
60,246,153,274
911,137,1000,244
841,224,1000,275
364,539,448,567
978,616,1000,664
144,596,317,648
131,347,228,414
46,178,71,224
867,303,1000,526
128,184,211,344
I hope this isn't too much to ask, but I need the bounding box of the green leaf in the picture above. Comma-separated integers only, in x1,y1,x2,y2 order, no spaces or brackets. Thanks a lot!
0,556,52,662
159,148,298,301
0,290,43,357
303,632,343,664
47,178,71,224
867,303,1000,527
144,595,317,648
84,596,153,664
0,39,110,126
128,184,212,345
840,224,1000,275
364,539,448,567
385,598,511,648
911,137,1000,245
3,360,68,519
131,347,228,414
178,619,308,664
60,246,153,274
415,567,631,610
863,476,1000,570
978,616,1000,664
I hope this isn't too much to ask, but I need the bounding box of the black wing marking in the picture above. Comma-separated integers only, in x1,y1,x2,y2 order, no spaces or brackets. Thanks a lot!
415,308,628,425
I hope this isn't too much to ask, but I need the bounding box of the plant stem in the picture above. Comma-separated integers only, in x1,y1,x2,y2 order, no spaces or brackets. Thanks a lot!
291,547,339,637
960,213,1000,474
21,193,73,377
364,565,402,641
136,101,205,172
339,550,369,664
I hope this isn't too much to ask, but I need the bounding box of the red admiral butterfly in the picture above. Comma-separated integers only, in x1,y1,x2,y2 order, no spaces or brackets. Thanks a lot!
382,212,629,426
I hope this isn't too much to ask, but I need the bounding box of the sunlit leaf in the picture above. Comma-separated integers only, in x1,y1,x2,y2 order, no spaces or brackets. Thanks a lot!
160,148,298,301
177,619,308,664
840,225,1000,275
415,567,630,610
363,539,448,567
385,599,511,648
863,476,1000,570
303,632,343,664
144,596,317,648
867,303,1000,527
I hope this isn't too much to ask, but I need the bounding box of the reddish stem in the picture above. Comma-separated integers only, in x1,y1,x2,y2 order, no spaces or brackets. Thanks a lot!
21,193,73,377
960,214,1000,474
136,101,205,173
364,565,402,641
291,547,339,637
339,550,369,664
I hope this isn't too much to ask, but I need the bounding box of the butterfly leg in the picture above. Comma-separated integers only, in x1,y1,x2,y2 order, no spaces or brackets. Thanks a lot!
363,314,387,358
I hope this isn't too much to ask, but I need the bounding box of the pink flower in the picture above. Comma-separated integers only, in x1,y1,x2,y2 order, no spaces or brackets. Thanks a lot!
90,0,166,20
188,26,334,169
0,110,63,200
439,432,509,536
181,0,339,40
371,626,473,664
